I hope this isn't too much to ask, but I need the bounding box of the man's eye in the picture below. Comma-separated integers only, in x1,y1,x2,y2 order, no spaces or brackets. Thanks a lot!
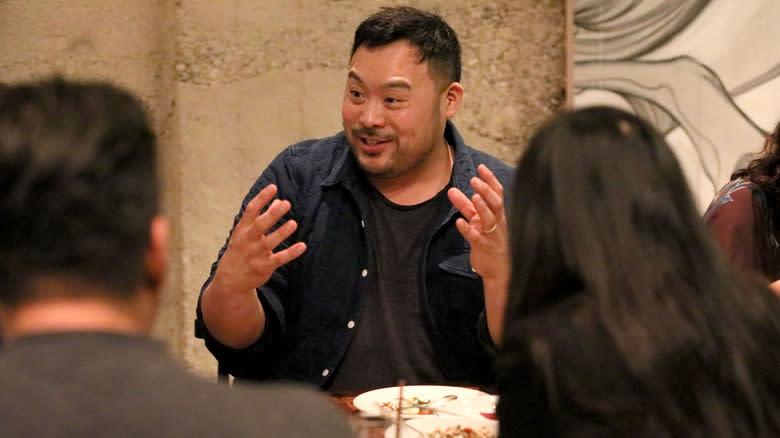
350,90,363,98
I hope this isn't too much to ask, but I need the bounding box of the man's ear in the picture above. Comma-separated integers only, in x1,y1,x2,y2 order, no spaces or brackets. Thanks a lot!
144,216,169,292
442,81,464,119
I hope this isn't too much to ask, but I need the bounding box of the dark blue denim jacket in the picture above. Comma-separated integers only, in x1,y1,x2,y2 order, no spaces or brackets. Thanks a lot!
196,121,514,388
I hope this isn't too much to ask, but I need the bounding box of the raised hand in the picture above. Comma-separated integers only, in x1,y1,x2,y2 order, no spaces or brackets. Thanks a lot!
200,183,306,348
212,184,306,295
448,164,510,343
448,164,509,281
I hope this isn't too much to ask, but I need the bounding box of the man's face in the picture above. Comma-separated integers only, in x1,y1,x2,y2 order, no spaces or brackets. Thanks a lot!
342,41,452,182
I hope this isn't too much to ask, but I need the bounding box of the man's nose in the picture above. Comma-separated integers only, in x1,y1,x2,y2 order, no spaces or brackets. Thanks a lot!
359,99,385,128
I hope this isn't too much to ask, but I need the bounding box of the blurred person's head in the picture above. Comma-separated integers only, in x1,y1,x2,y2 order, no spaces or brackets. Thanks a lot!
505,105,713,316
500,105,780,436
0,77,166,338
342,6,463,186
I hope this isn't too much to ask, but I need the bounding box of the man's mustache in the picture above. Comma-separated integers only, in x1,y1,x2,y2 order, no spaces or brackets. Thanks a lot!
352,128,393,140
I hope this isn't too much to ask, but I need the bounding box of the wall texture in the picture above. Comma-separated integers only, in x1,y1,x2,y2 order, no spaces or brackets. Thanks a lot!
0,0,566,378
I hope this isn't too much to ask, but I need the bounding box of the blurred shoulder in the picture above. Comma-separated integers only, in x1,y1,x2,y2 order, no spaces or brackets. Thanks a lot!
198,381,353,437
502,294,621,379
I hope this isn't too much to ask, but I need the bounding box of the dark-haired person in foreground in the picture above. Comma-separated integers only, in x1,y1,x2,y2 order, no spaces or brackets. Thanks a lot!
497,106,780,437
0,78,352,437
196,5,513,393
704,122,780,294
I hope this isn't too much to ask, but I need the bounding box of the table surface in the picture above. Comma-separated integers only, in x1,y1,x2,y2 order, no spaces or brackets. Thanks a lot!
330,394,358,413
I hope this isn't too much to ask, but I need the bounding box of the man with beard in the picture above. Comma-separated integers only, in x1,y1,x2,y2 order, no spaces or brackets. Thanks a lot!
197,6,514,393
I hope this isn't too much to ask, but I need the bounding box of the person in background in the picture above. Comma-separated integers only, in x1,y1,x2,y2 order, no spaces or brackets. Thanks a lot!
496,106,780,437
0,77,352,437
704,123,780,294
196,6,513,393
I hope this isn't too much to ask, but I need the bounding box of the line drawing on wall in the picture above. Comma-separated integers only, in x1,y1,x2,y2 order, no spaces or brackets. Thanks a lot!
572,0,780,210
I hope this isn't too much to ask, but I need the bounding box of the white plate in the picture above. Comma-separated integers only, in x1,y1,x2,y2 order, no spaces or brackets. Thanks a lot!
384,415,498,438
352,385,491,418
459,394,498,420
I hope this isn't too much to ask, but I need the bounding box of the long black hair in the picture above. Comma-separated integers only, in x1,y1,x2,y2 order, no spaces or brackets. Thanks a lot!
504,106,780,435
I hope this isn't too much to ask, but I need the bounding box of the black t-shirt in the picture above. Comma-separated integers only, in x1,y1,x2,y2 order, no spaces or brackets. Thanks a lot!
327,186,450,393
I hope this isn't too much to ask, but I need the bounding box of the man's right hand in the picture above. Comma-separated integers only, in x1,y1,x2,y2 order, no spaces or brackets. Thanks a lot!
200,184,307,349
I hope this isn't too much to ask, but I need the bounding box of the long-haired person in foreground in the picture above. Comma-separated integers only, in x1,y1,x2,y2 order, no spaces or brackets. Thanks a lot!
496,106,780,437
0,78,351,437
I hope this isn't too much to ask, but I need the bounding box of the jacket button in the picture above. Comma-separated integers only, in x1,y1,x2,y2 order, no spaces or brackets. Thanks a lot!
361,269,367,277
347,320,355,329
322,369,330,377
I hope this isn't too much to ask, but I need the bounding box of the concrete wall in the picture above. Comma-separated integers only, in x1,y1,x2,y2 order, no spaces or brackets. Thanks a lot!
0,0,566,378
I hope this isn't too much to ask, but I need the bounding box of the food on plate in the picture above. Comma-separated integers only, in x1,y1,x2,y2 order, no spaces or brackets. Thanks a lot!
425,424,496,438
379,396,434,415
479,412,497,420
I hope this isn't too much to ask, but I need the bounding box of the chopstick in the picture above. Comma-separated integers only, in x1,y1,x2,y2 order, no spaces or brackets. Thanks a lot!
400,420,426,437
396,380,405,438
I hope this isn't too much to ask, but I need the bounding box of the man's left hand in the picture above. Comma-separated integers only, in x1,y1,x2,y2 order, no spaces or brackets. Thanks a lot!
448,164,510,343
